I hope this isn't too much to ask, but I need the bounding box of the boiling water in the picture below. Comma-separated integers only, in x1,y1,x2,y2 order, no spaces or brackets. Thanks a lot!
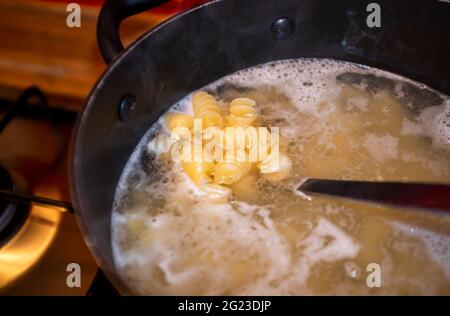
112,59,450,295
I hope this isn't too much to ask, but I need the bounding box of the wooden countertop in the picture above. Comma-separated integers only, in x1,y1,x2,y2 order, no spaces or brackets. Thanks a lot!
0,0,185,109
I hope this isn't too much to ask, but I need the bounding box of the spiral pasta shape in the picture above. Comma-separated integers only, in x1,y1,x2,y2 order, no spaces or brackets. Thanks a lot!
182,161,214,185
213,161,252,185
258,152,292,182
165,113,194,132
158,90,292,200
192,91,223,128
225,97,257,127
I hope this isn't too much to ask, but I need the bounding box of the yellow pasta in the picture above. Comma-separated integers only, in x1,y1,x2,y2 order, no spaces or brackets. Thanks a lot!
213,161,252,185
225,115,255,127
230,97,256,106
226,97,257,127
229,98,256,115
174,92,292,193
182,161,214,185
192,91,223,128
197,110,223,129
259,152,292,182
165,113,194,131
192,91,220,113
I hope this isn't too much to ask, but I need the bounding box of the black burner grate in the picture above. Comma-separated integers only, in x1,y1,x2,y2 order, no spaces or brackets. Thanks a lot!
0,166,29,247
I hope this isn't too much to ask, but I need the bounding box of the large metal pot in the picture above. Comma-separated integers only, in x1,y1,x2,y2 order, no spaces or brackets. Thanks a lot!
70,0,450,294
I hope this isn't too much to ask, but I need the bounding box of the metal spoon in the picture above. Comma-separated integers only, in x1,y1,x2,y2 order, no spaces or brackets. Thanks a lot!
298,179,450,215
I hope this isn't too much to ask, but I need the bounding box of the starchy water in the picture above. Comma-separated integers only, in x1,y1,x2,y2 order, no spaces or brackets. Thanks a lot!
111,58,450,295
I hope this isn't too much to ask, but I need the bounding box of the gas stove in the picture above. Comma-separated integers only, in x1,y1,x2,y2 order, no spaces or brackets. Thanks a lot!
0,0,208,296
0,87,116,295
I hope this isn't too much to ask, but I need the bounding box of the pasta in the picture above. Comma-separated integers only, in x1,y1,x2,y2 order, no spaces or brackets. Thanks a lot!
192,91,220,114
182,161,214,185
192,91,223,128
164,91,292,195
258,152,292,182
213,161,252,185
165,113,194,131
196,110,223,129
225,97,257,127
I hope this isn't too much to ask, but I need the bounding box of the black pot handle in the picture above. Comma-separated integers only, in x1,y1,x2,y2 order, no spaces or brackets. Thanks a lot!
97,0,170,64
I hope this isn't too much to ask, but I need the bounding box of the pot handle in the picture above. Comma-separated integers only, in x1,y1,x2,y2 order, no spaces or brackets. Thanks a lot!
97,0,170,64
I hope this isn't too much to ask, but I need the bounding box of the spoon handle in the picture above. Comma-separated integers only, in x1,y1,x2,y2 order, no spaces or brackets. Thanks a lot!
298,179,450,215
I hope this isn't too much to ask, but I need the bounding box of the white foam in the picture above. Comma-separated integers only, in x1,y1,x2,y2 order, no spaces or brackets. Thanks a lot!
111,58,450,295
299,218,360,262
392,222,450,278
362,134,399,161
422,102,450,150
401,118,424,135
112,157,361,295
347,96,370,112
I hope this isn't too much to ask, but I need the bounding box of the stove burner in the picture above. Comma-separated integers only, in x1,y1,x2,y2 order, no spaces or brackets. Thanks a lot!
0,166,29,247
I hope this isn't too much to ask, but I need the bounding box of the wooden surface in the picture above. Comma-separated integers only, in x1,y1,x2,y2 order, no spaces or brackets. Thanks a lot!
0,0,172,109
